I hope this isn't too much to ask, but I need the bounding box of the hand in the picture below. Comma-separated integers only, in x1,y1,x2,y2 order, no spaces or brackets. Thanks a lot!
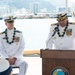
6,57,17,65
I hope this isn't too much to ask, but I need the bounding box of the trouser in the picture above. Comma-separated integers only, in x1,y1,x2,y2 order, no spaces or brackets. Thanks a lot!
0,66,12,75
15,59,28,75
19,61,28,75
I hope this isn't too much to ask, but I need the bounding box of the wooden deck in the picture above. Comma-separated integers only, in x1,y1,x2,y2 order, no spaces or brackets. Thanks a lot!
23,50,40,56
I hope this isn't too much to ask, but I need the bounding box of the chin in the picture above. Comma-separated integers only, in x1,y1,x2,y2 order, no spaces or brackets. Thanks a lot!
60,24,66,27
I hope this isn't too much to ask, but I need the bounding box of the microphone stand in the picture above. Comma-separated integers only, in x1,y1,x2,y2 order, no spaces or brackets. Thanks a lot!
46,27,57,48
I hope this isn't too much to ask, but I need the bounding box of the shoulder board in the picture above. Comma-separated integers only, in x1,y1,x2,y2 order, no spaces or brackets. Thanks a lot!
15,30,22,33
0,32,2,35
51,23,58,26
69,22,75,25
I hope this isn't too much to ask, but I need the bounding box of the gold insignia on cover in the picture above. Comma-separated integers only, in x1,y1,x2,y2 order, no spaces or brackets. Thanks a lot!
14,37,20,42
57,13,67,21
9,16,13,20
66,29,72,36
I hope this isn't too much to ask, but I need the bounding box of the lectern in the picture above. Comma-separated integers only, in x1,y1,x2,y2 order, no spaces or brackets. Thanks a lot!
40,49,75,75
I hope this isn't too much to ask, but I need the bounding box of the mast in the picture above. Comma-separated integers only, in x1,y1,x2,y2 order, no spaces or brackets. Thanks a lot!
66,0,68,13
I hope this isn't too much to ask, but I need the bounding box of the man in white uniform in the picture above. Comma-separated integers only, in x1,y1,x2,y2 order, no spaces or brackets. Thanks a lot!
46,12,75,50
0,15,28,75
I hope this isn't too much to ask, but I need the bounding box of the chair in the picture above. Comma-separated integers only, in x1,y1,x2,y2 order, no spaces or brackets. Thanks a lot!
11,65,19,75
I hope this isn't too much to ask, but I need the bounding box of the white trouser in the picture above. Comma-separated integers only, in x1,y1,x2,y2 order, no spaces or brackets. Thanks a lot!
15,58,28,75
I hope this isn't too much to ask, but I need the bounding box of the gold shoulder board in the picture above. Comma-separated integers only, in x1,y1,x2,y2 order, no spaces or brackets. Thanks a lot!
51,23,58,26
0,32,2,35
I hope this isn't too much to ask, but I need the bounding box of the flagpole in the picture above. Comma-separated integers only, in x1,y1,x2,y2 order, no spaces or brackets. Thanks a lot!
66,0,68,13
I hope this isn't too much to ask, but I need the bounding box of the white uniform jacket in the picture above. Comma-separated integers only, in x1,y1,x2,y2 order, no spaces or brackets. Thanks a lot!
0,28,25,59
46,22,75,50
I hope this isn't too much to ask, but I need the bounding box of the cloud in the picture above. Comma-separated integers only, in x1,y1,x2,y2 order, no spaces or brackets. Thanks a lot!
68,0,75,6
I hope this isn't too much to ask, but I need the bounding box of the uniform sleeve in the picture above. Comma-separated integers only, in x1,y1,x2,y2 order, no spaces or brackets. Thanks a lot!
14,33,25,58
0,35,9,58
46,26,54,49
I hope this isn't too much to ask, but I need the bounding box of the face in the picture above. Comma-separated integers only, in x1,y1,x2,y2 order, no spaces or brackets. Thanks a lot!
5,21,14,30
58,17,68,27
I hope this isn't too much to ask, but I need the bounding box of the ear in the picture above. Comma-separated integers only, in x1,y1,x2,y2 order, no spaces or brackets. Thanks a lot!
66,17,68,20
5,22,7,25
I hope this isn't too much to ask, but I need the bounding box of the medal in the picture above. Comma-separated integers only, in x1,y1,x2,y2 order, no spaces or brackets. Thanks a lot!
66,29,72,36
14,37,20,42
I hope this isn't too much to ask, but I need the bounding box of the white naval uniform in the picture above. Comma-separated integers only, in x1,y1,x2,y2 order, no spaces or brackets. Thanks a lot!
46,22,75,50
0,28,28,75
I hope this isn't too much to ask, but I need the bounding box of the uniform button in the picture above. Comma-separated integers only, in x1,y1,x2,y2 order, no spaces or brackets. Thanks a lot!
10,32,12,34
16,43,18,45
54,37,56,39
61,43,62,45
61,37,62,39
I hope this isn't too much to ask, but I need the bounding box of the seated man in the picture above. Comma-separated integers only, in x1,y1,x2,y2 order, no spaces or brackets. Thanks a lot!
0,59,12,75
0,14,28,75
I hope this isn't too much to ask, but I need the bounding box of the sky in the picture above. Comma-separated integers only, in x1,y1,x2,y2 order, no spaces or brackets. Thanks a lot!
44,0,75,7
44,0,65,6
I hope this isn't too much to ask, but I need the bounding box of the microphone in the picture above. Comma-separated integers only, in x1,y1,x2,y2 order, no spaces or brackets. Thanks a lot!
46,27,57,48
